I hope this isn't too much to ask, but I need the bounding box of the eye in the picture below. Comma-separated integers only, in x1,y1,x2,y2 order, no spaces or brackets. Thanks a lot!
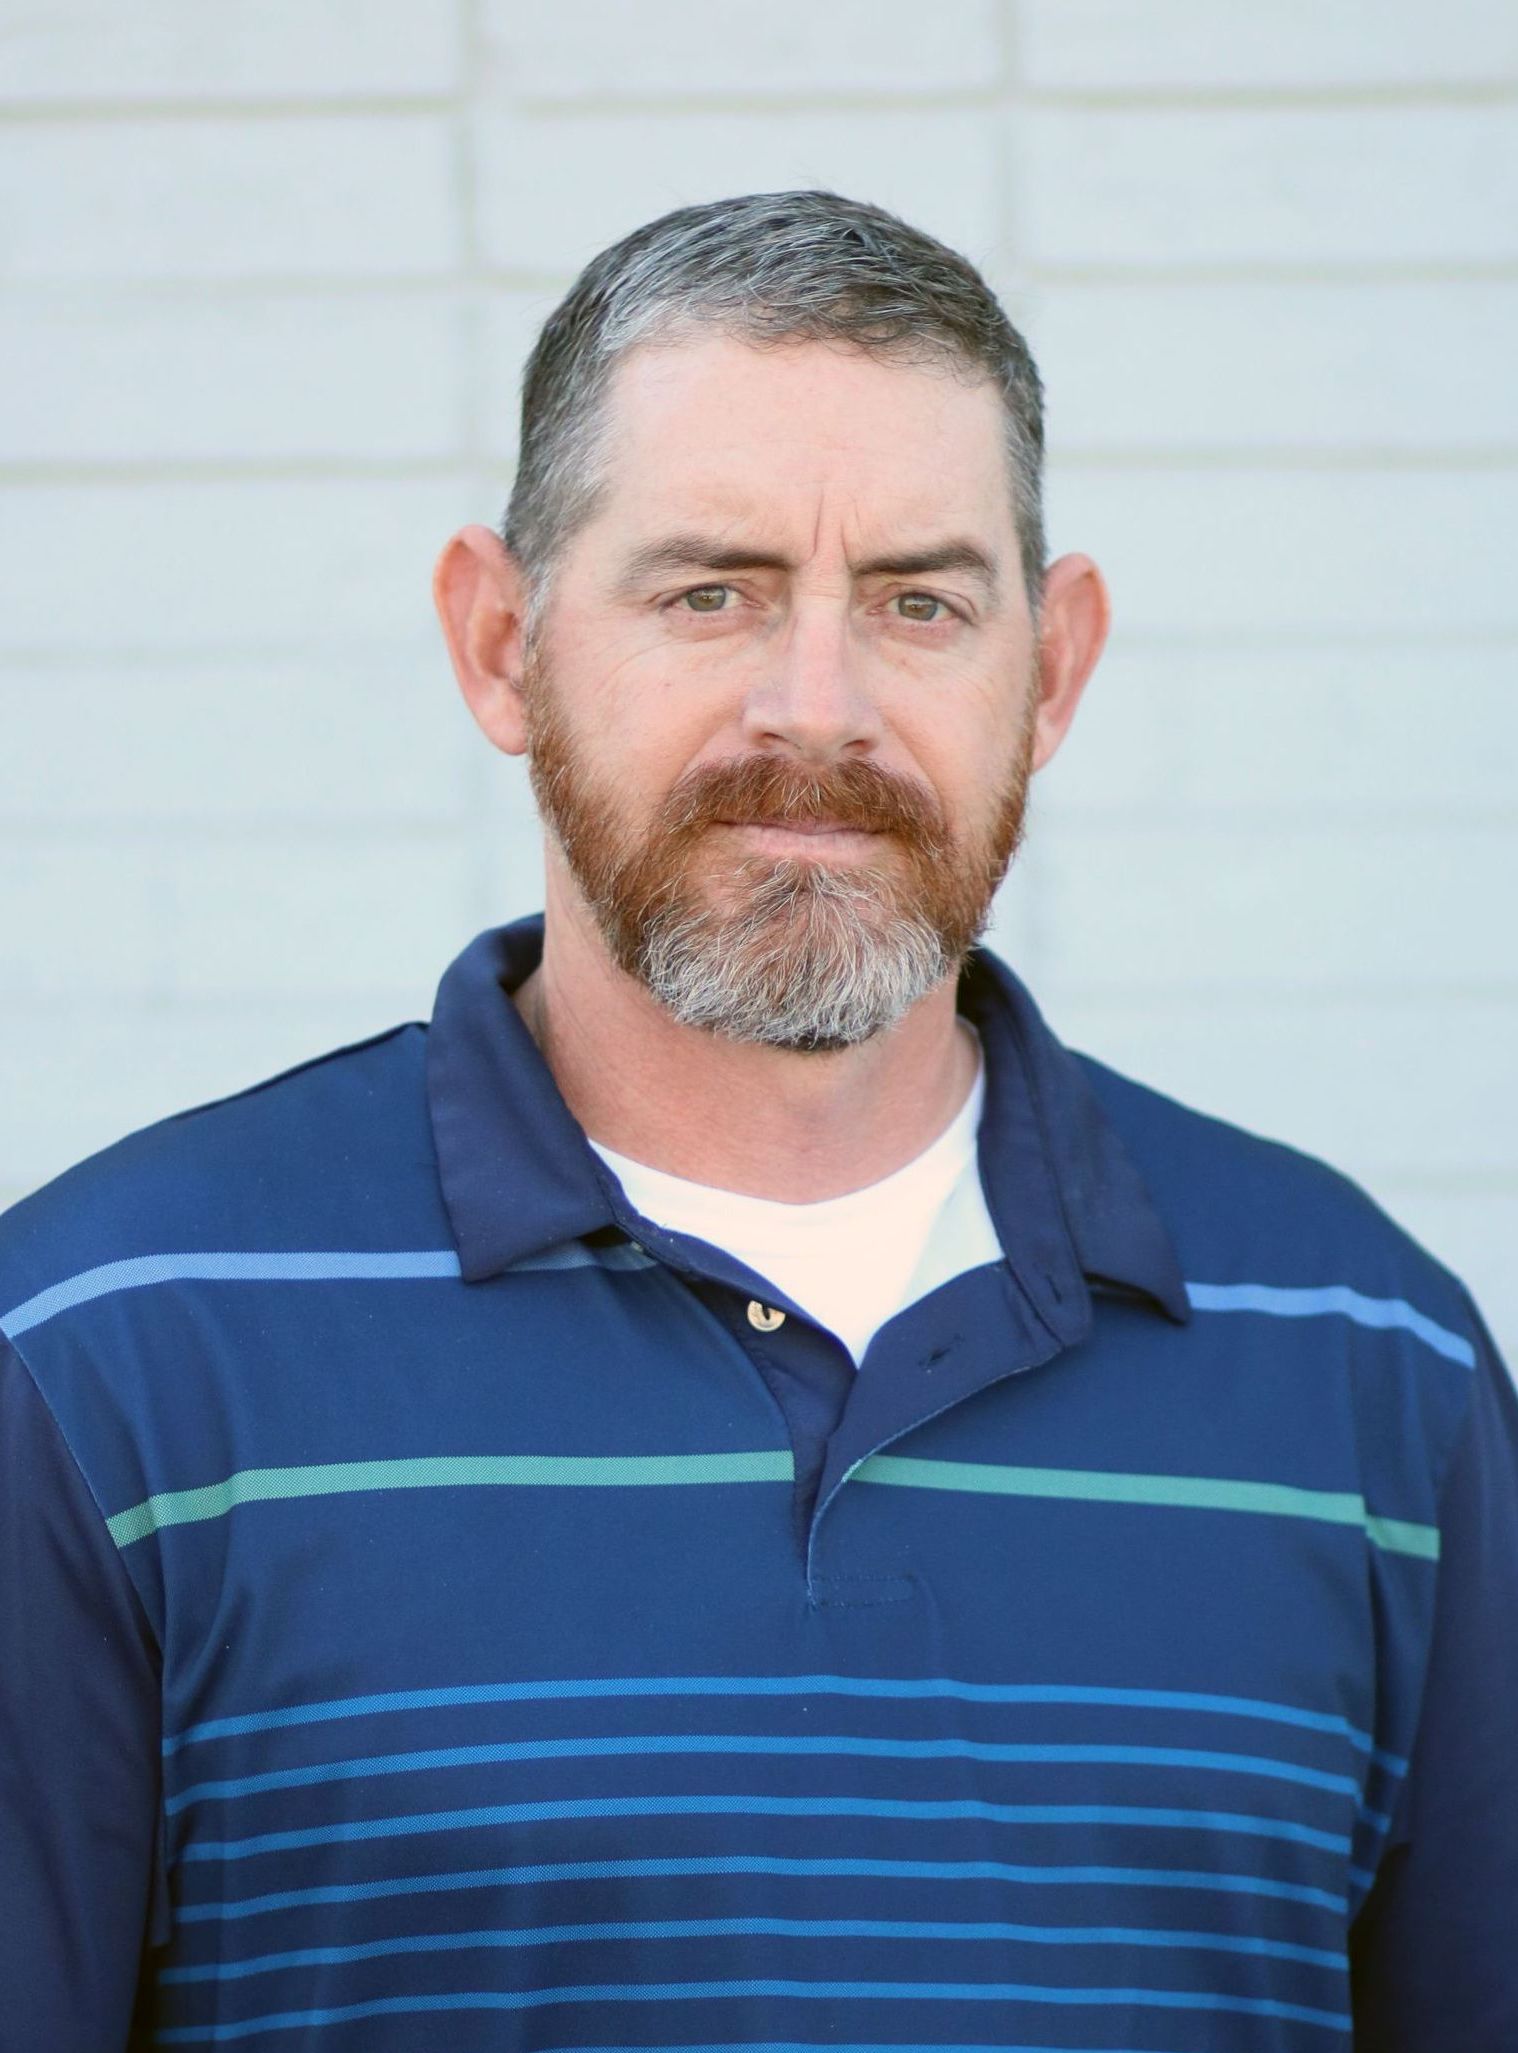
678,584,732,613
893,591,951,624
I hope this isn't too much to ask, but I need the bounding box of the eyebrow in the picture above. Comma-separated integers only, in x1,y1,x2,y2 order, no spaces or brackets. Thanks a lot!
612,532,1001,597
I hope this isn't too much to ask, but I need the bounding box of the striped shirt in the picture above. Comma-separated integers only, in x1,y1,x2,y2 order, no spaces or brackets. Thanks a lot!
1,914,1515,2051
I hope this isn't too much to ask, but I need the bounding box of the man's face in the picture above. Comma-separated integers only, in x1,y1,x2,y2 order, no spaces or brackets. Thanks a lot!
522,332,1043,1050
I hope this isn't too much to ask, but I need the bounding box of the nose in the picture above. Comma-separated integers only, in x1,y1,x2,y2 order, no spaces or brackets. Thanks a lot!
738,601,884,762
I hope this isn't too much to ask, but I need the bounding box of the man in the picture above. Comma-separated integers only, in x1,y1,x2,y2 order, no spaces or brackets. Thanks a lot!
1,190,1513,2051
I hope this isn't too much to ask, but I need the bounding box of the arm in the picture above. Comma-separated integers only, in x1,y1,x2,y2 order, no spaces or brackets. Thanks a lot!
1350,1307,1518,2049
0,1336,167,2051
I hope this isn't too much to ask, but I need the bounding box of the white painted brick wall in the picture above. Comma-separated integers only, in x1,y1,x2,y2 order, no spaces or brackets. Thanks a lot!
1022,0,1518,92
472,109,1003,276
0,298,469,464
0,118,461,282
0,662,470,825
0,481,473,651
1020,823,1514,993
1,5,1513,1362
1019,108,1518,268
480,0,1004,96
1034,652,1518,817
1044,468,1518,633
1027,283,1518,451
0,0,462,101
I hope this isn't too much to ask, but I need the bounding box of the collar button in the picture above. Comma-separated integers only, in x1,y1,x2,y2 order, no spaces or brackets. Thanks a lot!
746,1300,786,1333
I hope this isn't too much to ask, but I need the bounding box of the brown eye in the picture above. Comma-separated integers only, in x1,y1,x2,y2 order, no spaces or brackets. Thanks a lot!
896,591,945,623
682,585,730,613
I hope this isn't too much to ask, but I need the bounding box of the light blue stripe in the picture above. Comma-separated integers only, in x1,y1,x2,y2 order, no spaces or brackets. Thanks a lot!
151,1980,1352,2043
166,1732,1359,1816
160,1915,1344,1985
1,1249,462,1341
162,1672,1400,1770
179,1791,1350,1863
0,1239,666,1343
1185,1281,1475,1368
175,1853,1347,1925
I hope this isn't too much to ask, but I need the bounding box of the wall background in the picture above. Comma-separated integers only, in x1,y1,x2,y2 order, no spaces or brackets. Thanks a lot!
2,0,1514,1357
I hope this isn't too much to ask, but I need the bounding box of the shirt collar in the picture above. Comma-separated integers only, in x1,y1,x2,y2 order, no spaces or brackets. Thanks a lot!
426,913,1189,1325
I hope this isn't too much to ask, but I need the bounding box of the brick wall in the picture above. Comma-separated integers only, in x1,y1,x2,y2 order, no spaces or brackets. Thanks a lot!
2,0,1514,1356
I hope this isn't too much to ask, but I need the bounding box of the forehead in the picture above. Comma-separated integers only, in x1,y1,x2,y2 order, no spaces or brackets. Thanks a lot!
590,331,1013,544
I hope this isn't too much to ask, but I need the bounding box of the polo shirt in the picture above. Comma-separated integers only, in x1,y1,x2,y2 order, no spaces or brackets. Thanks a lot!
1,912,1515,2052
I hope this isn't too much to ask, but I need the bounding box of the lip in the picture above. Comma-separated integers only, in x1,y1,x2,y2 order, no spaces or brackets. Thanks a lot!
715,818,881,837
712,819,890,861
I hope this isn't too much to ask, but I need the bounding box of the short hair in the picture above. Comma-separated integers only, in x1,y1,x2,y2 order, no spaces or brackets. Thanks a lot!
502,189,1047,621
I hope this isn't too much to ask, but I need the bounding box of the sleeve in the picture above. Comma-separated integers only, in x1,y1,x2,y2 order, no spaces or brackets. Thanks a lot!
1349,1305,1518,2050
0,1334,169,2052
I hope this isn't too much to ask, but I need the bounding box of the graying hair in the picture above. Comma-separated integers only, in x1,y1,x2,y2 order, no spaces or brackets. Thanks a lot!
502,190,1047,624
639,859,951,1052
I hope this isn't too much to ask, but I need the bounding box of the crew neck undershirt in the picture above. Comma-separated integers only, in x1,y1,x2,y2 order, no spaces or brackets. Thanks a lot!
587,1034,1002,1366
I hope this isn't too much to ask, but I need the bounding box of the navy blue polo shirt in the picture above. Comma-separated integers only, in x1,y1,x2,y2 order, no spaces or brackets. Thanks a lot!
1,914,1515,2051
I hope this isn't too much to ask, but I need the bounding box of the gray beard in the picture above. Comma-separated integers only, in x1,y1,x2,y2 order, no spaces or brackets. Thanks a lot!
631,856,954,1053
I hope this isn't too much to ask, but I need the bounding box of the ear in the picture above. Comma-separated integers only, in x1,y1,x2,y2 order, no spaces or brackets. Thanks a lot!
433,523,533,758
1028,551,1111,773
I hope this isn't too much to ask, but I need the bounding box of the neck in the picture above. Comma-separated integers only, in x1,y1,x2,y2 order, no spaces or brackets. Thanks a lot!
515,867,979,1203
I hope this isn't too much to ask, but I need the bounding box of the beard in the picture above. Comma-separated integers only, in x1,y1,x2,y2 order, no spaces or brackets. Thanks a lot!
522,647,1036,1052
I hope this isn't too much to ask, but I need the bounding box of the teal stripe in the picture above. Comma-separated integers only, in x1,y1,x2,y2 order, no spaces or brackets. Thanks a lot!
151,1980,1352,2043
163,1674,1397,1767
1185,1280,1476,1368
166,1733,1358,1816
113,1448,1436,1558
856,1455,1440,1561
107,1450,793,1548
1364,1514,1441,1561
175,1854,1346,1925
179,1791,1349,1863
160,1915,1344,1984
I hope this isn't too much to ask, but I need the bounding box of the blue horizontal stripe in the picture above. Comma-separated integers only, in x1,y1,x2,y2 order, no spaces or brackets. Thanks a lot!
0,1240,664,1345
179,1791,1350,1863
1,1249,462,1341
151,1979,1352,2043
160,1914,1345,1985
1185,1280,1475,1368
166,1732,1360,1817
162,1672,1401,1771
176,1853,1346,1925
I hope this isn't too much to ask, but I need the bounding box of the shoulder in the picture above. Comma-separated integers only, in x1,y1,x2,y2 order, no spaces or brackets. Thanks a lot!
0,1021,433,1334
1073,1051,1490,1514
1076,1050,1476,1344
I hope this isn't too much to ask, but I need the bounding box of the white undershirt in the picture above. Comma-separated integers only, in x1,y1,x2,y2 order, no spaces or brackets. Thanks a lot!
587,1039,1002,1366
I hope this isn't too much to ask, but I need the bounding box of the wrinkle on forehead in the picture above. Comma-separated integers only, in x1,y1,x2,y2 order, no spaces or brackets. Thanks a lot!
595,333,1014,560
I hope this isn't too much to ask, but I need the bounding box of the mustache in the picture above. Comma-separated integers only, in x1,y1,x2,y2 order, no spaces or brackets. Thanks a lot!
657,755,948,847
